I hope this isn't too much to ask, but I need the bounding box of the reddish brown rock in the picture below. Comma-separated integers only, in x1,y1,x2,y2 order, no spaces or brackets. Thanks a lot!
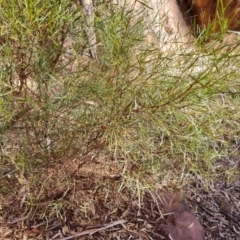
186,0,240,31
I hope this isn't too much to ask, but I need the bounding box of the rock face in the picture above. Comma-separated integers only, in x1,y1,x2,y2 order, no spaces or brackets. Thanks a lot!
182,0,240,31
112,0,240,51
114,0,240,46
113,0,193,50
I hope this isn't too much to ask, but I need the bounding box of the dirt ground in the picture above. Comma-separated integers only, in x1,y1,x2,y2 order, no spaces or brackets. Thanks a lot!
1,150,240,240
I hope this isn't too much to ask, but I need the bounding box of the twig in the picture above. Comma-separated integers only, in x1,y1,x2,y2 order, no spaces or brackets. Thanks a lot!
57,219,127,240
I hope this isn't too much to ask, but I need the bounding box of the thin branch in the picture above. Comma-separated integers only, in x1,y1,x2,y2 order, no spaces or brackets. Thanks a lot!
58,219,127,240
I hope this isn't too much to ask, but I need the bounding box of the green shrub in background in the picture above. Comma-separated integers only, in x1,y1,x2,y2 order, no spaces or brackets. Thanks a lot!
0,0,240,189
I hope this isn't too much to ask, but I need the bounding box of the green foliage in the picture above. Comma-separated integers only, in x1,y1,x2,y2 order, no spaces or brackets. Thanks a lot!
194,0,230,44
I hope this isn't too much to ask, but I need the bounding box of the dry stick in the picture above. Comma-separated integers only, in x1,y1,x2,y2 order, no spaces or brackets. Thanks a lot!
79,0,98,62
57,219,127,240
